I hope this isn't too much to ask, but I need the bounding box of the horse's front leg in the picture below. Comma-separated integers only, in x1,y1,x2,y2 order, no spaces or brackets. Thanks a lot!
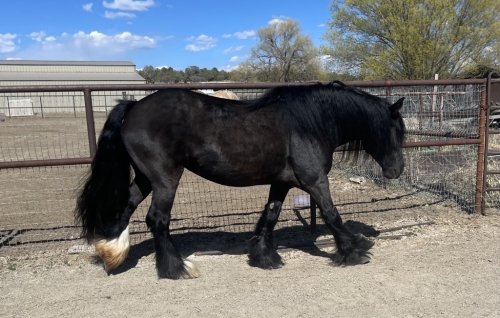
303,177,374,265
248,183,290,269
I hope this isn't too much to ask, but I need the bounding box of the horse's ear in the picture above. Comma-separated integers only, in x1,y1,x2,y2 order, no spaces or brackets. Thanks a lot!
390,97,405,113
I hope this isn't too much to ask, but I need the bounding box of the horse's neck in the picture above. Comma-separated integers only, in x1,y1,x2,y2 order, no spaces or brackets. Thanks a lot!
332,106,368,147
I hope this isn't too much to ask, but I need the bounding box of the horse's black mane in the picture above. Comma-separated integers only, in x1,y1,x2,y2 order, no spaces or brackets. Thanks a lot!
246,82,405,162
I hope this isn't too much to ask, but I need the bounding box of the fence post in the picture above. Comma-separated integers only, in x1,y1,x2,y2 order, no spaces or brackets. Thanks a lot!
39,96,44,118
419,87,423,130
475,83,487,214
6,96,10,118
310,196,317,234
84,89,97,159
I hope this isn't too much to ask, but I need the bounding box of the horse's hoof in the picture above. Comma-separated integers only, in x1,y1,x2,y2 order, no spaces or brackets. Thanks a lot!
332,236,374,266
248,250,284,269
157,260,200,279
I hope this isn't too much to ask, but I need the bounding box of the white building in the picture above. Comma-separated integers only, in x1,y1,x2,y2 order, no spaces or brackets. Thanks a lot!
0,60,147,115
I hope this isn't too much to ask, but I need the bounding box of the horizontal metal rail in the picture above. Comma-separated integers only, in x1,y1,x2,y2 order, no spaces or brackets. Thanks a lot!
0,79,487,93
407,113,480,119
0,140,481,170
403,139,480,148
406,130,478,139
0,157,92,169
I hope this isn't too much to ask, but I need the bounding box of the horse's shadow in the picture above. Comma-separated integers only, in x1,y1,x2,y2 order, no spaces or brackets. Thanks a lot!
106,212,380,275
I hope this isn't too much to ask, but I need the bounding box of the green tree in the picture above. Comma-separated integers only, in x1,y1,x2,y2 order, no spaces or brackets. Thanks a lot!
138,65,157,83
229,62,256,82
246,19,324,82
322,0,500,80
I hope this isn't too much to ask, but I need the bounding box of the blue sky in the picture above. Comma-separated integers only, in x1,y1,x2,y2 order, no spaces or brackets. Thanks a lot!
0,0,332,71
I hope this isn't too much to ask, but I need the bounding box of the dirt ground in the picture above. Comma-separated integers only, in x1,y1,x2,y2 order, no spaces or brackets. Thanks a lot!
1,107,499,317
1,211,499,318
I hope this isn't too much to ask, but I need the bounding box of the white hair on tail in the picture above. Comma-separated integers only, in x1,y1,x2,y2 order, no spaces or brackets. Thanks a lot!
94,226,130,272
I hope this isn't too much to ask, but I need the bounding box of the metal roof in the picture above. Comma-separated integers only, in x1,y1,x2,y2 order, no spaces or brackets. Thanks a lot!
0,72,145,81
0,60,136,66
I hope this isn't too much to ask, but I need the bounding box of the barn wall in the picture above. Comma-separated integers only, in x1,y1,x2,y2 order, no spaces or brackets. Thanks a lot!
0,61,146,114
0,89,148,114
0,63,137,74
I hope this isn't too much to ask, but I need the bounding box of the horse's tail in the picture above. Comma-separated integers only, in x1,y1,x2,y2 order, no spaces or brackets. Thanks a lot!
75,100,137,243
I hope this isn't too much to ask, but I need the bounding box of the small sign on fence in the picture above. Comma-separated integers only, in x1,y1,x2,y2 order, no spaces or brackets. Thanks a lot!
7,99,34,117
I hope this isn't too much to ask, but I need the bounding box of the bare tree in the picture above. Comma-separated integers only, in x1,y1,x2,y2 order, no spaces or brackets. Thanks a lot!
247,19,324,82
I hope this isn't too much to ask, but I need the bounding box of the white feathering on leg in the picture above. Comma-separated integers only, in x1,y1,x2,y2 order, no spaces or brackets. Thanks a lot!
94,226,130,272
181,259,199,279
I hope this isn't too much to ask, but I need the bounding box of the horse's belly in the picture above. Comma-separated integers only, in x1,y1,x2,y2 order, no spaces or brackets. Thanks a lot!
184,144,287,187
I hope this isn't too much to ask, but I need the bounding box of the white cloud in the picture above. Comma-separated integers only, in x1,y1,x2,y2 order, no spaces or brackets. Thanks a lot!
73,31,156,49
234,30,255,39
268,18,284,25
229,56,239,62
268,16,289,25
105,11,136,19
185,34,217,52
29,31,46,42
83,3,93,12
317,24,325,28
221,64,239,72
223,30,255,40
4,30,157,60
102,0,154,11
223,45,245,53
0,33,17,53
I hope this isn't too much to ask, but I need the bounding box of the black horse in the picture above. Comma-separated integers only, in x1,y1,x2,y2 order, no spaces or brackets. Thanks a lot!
75,82,405,279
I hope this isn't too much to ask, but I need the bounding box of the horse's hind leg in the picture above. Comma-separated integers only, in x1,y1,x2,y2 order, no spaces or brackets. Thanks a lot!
95,170,151,272
146,167,199,279
303,176,374,265
248,183,290,269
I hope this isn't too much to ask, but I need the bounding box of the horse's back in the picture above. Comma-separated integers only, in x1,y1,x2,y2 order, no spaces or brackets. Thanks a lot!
121,89,291,186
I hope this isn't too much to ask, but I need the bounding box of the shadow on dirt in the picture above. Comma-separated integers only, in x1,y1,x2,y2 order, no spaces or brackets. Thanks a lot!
108,212,380,276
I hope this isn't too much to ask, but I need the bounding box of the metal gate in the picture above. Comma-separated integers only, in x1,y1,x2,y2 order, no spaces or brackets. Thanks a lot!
483,73,500,211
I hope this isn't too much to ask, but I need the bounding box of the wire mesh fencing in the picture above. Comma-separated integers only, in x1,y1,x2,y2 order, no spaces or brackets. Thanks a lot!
0,84,486,258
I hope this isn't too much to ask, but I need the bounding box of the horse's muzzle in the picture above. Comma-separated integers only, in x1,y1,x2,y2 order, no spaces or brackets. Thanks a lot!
383,165,404,179
383,169,398,179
